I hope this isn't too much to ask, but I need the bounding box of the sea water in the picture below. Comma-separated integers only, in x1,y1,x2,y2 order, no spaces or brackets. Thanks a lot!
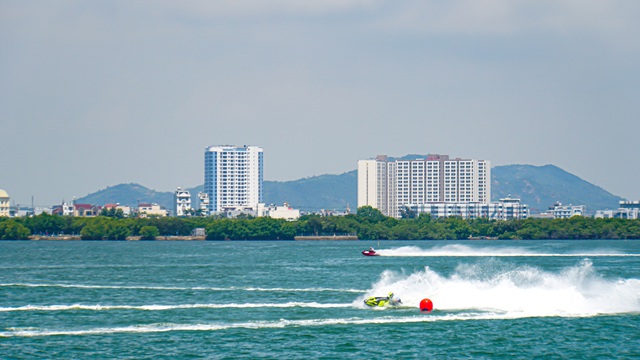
1,240,638,359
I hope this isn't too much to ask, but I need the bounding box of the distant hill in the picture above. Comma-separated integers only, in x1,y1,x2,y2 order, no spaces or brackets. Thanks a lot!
263,171,356,211
75,183,175,208
75,164,623,214
492,164,623,214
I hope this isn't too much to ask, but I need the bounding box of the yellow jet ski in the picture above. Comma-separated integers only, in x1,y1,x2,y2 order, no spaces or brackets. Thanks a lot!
364,292,402,307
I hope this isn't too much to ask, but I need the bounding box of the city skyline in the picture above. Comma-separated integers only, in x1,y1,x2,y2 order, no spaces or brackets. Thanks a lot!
2,1,639,205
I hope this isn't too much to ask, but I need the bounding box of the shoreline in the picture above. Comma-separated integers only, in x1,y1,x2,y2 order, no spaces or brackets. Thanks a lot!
294,235,358,240
27,235,207,241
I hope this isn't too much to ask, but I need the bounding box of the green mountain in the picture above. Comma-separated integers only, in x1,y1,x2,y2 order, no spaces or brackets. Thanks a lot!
263,171,356,212
492,164,623,214
75,183,175,208
75,164,623,214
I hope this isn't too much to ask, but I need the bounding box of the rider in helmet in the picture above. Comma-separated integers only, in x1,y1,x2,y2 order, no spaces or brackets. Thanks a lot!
388,292,401,305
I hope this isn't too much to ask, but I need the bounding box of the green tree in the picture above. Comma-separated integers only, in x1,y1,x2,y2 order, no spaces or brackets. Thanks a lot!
25,213,66,235
206,219,235,240
356,206,387,223
106,221,130,240
80,218,108,240
0,220,31,240
300,215,323,236
139,226,160,240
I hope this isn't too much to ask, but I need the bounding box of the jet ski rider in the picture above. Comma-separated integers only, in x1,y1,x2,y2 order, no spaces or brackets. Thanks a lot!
388,292,402,305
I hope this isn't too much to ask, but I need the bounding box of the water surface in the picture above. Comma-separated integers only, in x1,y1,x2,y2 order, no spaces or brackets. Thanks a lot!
1,240,639,358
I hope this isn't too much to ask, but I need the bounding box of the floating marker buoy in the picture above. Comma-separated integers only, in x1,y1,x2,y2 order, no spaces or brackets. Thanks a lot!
420,298,433,312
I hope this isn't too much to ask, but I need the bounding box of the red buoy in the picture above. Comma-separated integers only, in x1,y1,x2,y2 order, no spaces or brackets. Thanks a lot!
420,298,433,312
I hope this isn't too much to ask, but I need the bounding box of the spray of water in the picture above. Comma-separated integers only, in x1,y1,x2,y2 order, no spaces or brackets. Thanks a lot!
374,244,638,257
360,259,640,317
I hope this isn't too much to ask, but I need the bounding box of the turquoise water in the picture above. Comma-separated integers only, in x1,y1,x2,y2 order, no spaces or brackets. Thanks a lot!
1,240,639,359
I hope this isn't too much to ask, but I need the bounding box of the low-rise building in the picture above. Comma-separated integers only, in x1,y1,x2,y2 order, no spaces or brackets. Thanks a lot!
595,200,640,219
138,203,168,218
197,192,209,215
103,203,131,217
191,228,206,236
407,196,529,220
257,203,301,221
543,202,586,219
220,206,257,218
52,202,74,216
73,204,99,217
0,189,10,217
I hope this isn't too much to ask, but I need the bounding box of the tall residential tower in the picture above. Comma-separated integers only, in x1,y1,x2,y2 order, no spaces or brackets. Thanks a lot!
204,145,264,214
358,154,491,218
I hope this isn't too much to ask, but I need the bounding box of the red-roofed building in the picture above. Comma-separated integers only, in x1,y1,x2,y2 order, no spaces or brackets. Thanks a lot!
73,204,99,217
102,203,131,217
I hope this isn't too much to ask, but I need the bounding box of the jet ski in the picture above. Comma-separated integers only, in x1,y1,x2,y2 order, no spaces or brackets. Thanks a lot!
362,249,379,256
364,293,402,307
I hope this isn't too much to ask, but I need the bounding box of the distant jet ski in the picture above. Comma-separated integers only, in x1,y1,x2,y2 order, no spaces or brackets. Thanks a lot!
362,248,379,256
364,292,402,307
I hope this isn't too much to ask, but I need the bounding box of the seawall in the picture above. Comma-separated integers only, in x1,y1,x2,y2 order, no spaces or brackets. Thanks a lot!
294,235,358,241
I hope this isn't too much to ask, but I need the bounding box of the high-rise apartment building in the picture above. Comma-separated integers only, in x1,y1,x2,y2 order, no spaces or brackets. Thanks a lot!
204,145,264,213
358,154,491,218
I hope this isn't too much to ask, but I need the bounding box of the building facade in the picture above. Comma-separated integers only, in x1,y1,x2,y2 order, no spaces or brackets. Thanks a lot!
197,192,210,215
595,200,640,219
407,196,529,220
52,202,74,216
137,203,168,218
174,187,192,217
543,202,586,219
358,154,491,218
257,203,301,221
204,145,264,214
103,203,131,217
73,204,99,217
0,189,10,217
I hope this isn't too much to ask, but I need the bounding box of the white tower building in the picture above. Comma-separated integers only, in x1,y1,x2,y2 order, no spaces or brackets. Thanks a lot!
204,145,264,214
174,187,192,217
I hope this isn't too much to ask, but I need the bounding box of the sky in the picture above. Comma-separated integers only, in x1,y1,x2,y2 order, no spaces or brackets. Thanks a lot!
1,0,639,206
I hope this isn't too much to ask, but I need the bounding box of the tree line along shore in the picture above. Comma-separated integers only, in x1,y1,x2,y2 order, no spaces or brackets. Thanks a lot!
1,207,639,241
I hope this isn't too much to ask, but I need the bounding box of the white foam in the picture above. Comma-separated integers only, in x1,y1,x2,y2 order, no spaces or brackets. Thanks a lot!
0,283,362,293
0,311,611,338
374,244,640,257
361,259,640,317
0,302,352,312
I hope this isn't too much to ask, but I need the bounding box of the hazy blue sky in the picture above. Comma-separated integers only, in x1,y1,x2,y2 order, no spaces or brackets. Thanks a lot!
2,1,639,206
